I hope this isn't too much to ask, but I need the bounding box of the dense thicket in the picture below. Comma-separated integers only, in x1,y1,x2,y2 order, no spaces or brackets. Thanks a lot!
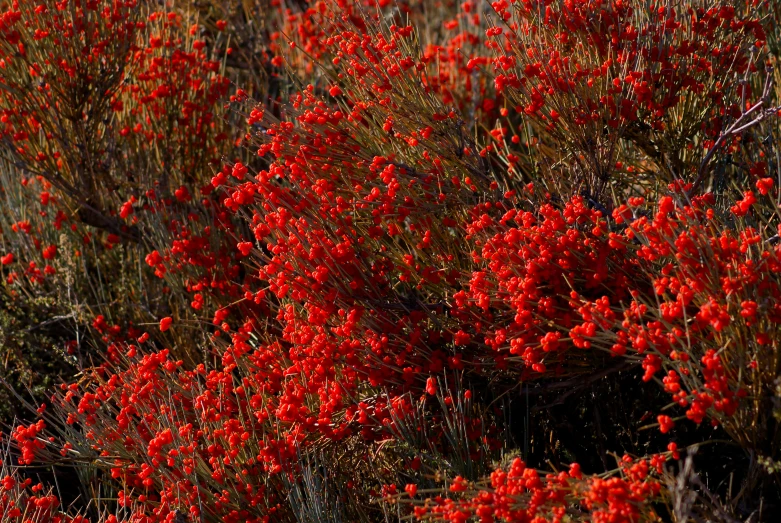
2,1,781,522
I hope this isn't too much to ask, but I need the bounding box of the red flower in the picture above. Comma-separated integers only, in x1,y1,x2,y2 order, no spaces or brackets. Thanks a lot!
159,317,173,332
232,162,248,179
449,476,468,492
657,415,674,434
1,475,15,490
454,330,471,346
756,177,774,196
569,462,583,479
174,186,191,202
120,200,134,219
425,377,437,396
731,191,756,216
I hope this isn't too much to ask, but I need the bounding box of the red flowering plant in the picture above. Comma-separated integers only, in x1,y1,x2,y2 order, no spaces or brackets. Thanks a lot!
0,0,245,377
576,185,781,475
2,1,781,522
0,467,65,523
397,454,664,523
0,437,120,523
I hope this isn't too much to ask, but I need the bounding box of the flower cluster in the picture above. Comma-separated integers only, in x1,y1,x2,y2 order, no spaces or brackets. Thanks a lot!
406,456,663,523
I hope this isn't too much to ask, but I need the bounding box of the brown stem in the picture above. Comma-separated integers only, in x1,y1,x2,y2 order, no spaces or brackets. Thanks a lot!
76,205,141,244
689,67,779,196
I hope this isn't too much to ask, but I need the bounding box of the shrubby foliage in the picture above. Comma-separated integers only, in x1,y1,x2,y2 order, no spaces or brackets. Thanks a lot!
1,0,781,522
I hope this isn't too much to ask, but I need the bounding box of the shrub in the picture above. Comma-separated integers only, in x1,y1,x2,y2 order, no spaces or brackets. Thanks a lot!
2,1,781,522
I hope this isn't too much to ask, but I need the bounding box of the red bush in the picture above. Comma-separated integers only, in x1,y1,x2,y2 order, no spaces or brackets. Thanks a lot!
2,1,781,522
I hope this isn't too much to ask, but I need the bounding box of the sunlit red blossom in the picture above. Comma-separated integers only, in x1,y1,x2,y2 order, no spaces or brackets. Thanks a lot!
159,317,173,331
657,415,675,434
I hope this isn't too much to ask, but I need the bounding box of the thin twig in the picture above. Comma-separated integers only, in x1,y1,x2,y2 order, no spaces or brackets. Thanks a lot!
689,66,779,195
